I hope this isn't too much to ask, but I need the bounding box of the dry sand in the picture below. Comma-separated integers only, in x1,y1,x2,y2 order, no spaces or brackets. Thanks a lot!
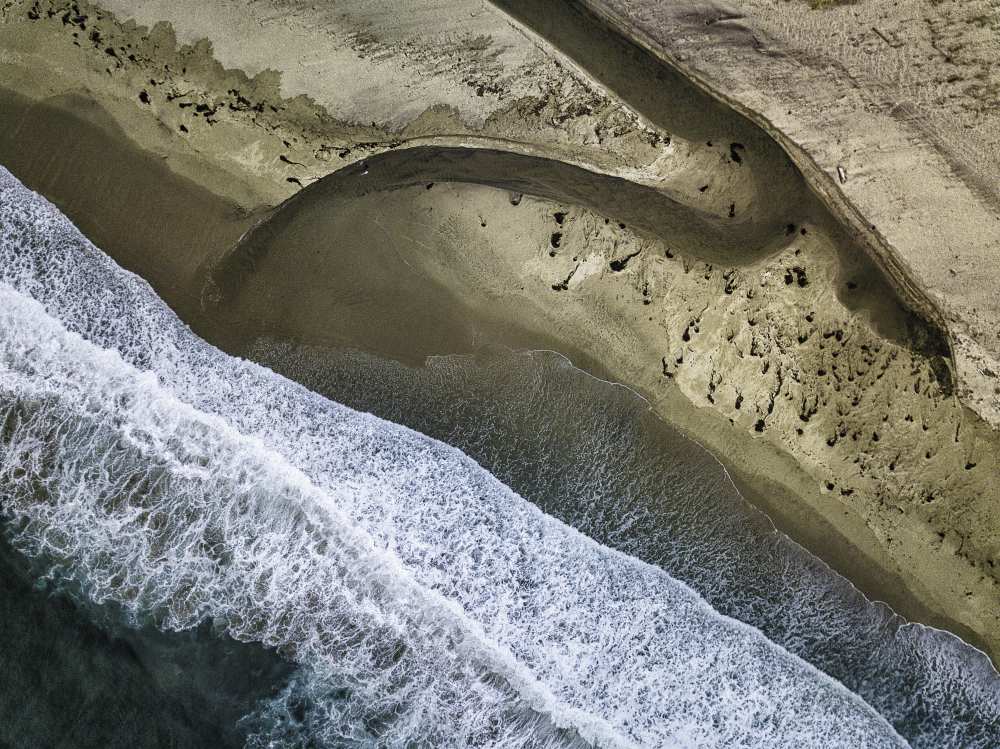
1,0,998,664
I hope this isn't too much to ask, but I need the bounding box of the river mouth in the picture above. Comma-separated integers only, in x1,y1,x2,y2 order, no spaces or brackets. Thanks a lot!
0,83,946,370
209,141,944,366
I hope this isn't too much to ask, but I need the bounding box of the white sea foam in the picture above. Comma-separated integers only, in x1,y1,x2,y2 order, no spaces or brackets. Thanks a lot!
0,166,907,747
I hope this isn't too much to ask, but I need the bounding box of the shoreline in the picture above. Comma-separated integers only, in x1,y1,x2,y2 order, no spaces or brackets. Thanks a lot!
1,0,997,665
4,166,948,746
0,84,989,662
513,345,990,657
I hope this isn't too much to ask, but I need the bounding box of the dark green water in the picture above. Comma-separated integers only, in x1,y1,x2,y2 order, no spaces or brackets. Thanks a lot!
0,530,292,748
1,332,998,746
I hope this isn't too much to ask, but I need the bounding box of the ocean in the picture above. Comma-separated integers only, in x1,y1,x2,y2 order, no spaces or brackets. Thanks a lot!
0,165,997,746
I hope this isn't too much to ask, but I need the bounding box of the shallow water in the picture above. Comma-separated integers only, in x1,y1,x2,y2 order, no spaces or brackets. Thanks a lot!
254,343,1000,747
0,165,997,746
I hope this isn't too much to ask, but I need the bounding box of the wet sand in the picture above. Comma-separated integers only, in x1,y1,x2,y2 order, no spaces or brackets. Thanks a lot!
0,88,254,320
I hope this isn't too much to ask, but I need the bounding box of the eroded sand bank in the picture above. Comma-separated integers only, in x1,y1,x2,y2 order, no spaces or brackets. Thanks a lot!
0,0,997,664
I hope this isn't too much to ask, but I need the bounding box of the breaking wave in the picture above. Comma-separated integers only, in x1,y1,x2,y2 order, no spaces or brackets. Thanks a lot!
253,342,1000,748
0,165,910,746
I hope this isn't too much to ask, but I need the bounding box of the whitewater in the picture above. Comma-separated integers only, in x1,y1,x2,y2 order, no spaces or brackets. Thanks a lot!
0,165,948,746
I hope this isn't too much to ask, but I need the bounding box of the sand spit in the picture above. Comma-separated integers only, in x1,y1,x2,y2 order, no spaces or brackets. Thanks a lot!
0,0,997,664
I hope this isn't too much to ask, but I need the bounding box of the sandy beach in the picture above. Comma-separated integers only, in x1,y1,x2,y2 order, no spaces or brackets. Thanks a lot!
1,0,998,669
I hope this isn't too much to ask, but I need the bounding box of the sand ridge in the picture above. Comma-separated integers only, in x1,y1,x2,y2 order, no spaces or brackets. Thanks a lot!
572,0,1000,429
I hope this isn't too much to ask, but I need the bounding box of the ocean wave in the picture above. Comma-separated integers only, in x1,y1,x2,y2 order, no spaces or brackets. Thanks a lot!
0,167,909,746
254,341,1000,747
